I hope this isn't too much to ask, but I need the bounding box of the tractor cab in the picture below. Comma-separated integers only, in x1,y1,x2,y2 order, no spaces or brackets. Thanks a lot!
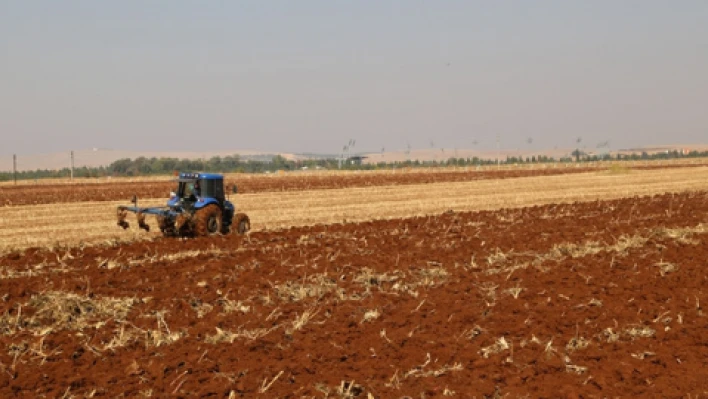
170,172,226,208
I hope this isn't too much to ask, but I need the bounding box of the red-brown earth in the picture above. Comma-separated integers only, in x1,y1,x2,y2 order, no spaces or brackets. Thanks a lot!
0,191,707,397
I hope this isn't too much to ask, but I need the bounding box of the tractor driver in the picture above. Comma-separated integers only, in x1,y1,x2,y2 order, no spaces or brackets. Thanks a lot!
187,181,201,201
193,181,201,197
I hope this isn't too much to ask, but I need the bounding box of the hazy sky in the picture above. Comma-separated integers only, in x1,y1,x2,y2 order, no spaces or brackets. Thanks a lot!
1,1,707,156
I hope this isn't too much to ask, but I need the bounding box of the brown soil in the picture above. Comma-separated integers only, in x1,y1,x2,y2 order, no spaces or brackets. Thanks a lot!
0,192,707,397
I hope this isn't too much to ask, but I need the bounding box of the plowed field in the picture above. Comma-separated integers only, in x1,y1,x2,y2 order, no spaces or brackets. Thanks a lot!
1,167,603,207
1,191,708,397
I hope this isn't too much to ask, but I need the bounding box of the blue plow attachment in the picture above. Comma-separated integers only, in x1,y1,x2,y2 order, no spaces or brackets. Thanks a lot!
117,206,178,232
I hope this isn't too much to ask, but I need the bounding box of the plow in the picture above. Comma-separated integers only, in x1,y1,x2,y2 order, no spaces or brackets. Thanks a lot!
117,172,250,237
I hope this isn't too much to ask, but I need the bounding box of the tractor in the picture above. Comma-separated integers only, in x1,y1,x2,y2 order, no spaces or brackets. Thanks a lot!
117,172,250,237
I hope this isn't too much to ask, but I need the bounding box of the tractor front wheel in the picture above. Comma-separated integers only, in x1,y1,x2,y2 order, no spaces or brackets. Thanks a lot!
194,205,223,236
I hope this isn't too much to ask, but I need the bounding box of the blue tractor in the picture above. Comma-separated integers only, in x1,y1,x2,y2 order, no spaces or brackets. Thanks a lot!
117,172,250,237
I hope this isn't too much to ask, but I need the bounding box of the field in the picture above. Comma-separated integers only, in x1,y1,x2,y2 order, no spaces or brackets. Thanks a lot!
1,166,606,206
1,164,708,397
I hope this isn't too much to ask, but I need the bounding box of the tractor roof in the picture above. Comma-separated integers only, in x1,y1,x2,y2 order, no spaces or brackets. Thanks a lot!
178,172,223,181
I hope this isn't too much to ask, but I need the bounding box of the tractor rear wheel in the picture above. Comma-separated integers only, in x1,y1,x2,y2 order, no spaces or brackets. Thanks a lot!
234,213,250,235
194,205,223,236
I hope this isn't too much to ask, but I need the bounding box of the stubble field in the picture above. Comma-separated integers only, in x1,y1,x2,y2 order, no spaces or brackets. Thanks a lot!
1,165,708,397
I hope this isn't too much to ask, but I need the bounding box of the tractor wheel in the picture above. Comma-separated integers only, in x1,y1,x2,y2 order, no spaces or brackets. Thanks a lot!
234,213,250,235
194,205,223,237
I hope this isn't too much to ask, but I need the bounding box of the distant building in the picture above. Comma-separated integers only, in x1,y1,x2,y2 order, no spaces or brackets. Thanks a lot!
346,156,368,165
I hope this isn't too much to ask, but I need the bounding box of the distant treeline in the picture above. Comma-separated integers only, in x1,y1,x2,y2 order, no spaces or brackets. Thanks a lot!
1,150,708,182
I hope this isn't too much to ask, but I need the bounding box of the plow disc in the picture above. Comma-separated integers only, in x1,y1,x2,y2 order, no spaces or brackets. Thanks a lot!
117,208,129,230
137,212,149,232
116,206,160,233
234,213,251,235
175,214,192,236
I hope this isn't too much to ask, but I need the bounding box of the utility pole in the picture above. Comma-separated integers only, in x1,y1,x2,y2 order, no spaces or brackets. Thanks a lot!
496,133,500,170
13,154,17,185
338,145,346,169
70,151,74,181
